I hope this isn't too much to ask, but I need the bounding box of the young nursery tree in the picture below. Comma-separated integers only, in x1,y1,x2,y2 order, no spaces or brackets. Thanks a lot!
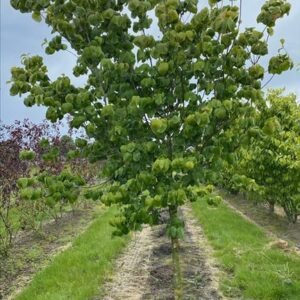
0,127,27,253
0,120,59,252
9,0,293,297
229,90,300,223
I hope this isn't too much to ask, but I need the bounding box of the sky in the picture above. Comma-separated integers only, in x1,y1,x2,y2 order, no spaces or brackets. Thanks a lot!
1,0,299,124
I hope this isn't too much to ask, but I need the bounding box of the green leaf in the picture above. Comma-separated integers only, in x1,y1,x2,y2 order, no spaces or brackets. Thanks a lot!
61,103,73,113
150,118,168,135
157,62,169,75
32,11,42,22
19,150,36,161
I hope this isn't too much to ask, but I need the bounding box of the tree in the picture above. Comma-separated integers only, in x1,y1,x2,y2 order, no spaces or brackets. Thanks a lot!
0,119,57,253
0,136,26,253
0,120,86,253
15,121,88,228
9,0,293,297
228,90,300,223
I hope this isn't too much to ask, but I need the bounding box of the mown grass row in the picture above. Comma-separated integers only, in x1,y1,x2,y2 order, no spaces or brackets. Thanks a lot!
191,200,300,300
14,206,130,300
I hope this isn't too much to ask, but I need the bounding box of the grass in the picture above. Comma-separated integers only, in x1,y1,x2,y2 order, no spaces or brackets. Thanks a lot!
0,202,75,237
0,207,21,235
14,205,130,300
191,200,300,300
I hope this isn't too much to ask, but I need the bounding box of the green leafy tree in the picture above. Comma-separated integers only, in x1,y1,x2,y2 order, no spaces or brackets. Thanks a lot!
229,90,300,223
9,0,293,296
17,135,86,231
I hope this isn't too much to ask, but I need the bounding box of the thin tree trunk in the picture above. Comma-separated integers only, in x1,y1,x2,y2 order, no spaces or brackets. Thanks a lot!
171,236,183,300
268,202,275,214
169,206,183,300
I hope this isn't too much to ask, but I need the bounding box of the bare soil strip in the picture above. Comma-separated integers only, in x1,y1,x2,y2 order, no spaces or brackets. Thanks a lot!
219,190,300,251
0,204,101,300
180,206,224,300
100,207,223,300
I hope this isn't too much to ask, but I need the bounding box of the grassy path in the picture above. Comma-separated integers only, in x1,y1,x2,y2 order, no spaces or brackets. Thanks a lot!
1,204,101,299
191,200,300,300
218,189,300,249
13,206,130,300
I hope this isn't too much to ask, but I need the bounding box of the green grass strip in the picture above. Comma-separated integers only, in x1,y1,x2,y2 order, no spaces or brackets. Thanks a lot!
15,206,130,300
191,200,300,300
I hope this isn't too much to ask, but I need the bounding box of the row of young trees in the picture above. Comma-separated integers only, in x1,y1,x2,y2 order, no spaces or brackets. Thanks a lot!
8,0,296,298
0,120,97,254
223,90,300,223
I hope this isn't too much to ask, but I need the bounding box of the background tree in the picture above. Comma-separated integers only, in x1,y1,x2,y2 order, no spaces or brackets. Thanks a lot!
0,134,26,253
16,121,89,229
227,90,300,223
0,119,57,253
0,119,86,254
9,0,293,297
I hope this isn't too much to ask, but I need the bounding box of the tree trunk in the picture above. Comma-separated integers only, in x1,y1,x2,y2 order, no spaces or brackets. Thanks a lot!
168,206,183,300
283,200,298,224
171,236,183,300
268,202,275,214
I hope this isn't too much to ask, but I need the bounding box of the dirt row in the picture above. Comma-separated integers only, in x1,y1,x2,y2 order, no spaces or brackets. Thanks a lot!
99,206,223,300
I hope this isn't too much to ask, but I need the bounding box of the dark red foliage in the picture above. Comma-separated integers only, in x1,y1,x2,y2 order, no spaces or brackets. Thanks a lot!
0,119,77,251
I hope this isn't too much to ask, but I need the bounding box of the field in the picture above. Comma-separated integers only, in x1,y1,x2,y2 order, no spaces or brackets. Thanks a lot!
1,194,299,300
2,0,300,299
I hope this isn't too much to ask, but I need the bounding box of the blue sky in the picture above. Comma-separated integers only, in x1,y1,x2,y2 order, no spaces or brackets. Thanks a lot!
1,0,299,124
